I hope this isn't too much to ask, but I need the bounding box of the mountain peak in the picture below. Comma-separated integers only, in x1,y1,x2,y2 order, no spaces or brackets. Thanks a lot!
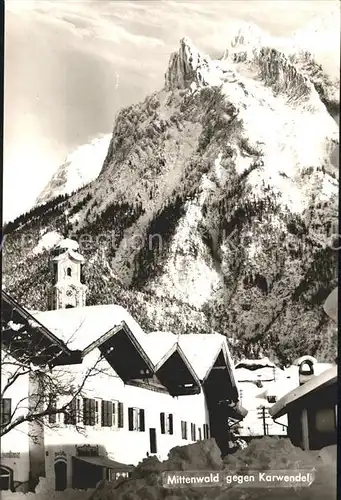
164,37,212,91
35,134,111,206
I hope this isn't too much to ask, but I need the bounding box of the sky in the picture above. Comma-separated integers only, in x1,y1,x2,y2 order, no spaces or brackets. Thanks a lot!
4,0,340,222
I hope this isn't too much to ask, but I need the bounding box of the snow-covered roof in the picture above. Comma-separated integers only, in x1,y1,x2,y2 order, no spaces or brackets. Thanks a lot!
141,331,177,366
52,249,85,263
177,333,229,381
313,362,335,376
32,308,236,386
33,304,146,351
235,366,280,383
293,355,317,366
269,365,337,418
235,357,276,369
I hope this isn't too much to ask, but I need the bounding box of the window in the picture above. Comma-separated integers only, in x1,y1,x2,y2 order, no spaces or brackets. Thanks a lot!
64,399,77,425
47,395,57,424
150,428,157,454
118,402,124,428
112,400,119,427
299,361,314,375
203,424,210,439
76,398,82,423
191,423,196,441
66,267,72,277
128,407,145,432
0,466,13,491
83,398,96,426
198,427,202,441
267,395,277,404
0,399,11,426
181,421,187,440
95,400,100,425
101,401,113,427
160,413,173,435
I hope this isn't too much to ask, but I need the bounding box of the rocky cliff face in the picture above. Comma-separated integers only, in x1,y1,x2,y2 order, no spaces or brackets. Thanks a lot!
3,33,338,365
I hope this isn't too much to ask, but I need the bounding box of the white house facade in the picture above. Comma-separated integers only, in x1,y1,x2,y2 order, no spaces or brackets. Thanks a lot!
1,358,30,492
1,293,245,492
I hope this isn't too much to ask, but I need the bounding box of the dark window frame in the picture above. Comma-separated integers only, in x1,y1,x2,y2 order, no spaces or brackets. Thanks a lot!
0,399,12,426
128,407,145,432
101,400,113,427
181,420,187,440
83,398,96,426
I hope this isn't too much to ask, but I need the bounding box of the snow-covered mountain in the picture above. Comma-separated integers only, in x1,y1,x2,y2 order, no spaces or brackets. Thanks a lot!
4,28,338,365
35,134,111,205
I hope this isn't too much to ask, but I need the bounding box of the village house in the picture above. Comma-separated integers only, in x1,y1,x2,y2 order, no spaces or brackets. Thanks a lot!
269,287,338,451
269,365,337,450
1,239,246,492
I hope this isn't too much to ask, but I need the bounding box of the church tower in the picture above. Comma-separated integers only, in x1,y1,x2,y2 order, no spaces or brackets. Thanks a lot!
48,238,87,310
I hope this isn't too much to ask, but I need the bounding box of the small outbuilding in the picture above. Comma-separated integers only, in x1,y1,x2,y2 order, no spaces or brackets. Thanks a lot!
269,366,337,451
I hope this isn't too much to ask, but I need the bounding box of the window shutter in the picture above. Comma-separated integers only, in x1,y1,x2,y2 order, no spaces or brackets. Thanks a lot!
112,401,117,426
160,412,165,434
108,402,113,427
0,399,11,425
169,414,173,435
95,400,99,425
181,420,187,440
128,407,134,431
193,424,196,441
83,398,88,425
139,409,145,432
101,401,106,426
48,395,57,424
90,399,96,426
118,402,124,428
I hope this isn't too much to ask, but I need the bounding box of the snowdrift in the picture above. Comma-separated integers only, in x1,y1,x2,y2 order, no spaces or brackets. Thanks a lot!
90,437,336,500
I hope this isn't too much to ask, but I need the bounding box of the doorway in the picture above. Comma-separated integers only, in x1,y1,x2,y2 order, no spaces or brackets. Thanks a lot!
149,428,157,454
54,460,67,491
0,466,13,491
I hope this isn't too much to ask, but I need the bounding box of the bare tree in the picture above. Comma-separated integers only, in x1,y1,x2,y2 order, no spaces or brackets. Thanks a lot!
1,318,114,439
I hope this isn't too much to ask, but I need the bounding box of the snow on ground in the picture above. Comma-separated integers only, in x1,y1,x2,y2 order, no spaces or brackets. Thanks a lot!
32,231,63,255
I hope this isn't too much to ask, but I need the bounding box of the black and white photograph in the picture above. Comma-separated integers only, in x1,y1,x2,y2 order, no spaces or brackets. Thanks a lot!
1,1,339,499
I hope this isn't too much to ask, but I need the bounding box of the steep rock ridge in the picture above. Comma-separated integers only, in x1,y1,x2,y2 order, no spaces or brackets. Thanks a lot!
220,22,339,116
36,134,111,205
165,37,212,91
3,35,338,364
289,50,339,116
